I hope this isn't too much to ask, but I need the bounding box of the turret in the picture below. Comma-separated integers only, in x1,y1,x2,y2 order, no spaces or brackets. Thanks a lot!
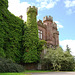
53,22,57,30
43,16,53,23
27,6,38,15
24,6,39,63
37,20,46,28
26,6,38,26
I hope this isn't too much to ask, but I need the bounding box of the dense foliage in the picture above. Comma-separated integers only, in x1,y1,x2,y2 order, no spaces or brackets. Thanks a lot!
0,58,24,72
0,0,8,8
0,0,25,63
0,0,43,64
41,47,75,71
23,7,39,63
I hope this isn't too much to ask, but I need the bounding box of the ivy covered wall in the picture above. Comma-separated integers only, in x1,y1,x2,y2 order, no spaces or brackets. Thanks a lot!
0,0,42,64
0,0,25,63
23,6,39,63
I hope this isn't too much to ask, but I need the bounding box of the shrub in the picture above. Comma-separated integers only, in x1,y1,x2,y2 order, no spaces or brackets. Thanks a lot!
41,47,75,71
0,58,24,72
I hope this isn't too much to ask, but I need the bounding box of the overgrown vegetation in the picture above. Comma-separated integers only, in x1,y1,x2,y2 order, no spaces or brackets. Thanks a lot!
23,6,39,63
0,0,42,65
0,58,24,72
41,46,75,71
0,0,25,63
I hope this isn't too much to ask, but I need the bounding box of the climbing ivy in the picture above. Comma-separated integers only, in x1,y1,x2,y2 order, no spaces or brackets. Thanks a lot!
0,0,25,63
23,7,39,63
0,0,8,8
0,0,44,64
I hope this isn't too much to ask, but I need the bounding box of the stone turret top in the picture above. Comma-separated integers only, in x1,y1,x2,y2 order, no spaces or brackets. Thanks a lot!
37,20,46,28
43,16,53,22
53,22,57,29
27,6,38,15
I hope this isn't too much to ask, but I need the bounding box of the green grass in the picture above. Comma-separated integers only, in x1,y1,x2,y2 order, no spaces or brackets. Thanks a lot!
0,73,30,75
0,70,75,75
0,70,51,75
25,70,51,73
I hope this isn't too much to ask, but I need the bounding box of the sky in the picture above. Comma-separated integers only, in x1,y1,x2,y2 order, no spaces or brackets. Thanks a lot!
8,0,75,56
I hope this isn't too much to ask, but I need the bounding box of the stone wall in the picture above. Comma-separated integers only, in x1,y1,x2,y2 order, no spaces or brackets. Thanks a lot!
38,16,59,46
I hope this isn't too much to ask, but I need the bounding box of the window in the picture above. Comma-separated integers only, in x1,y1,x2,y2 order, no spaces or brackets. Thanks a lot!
38,30,42,39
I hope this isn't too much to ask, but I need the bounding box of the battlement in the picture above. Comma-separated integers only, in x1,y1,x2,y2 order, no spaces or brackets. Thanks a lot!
38,20,42,24
27,6,38,15
37,20,46,28
43,16,53,22
53,22,57,29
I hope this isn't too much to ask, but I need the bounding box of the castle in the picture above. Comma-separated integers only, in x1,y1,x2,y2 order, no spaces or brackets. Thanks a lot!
38,16,59,47
19,6,59,70
20,6,59,47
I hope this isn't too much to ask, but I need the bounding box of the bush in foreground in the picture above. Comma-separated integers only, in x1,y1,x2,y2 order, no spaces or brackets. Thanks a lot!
0,58,24,72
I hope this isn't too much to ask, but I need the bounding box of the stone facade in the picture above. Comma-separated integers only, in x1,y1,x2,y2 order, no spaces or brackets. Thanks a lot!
38,16,59,47
19,6,59,70
19,15,59,47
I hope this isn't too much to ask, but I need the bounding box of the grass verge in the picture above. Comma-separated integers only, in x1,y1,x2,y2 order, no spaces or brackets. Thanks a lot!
24,70,51,73
0,73,30,75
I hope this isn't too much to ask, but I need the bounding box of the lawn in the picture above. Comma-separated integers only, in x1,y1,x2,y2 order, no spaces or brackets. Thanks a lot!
0,70,51,75
0,73,30,75
25,70,51,73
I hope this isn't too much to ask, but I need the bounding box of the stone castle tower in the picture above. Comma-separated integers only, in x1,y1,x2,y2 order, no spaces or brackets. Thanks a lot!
20,6,59,47
26,6,37,26
38,16,59,47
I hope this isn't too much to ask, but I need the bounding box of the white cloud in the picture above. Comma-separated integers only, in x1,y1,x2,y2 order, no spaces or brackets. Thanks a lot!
64,0,75,8
55,21,63,29
64,0,75,14
60,40,75,56
8,0,60,21
8,0,30,21
36,0,60,10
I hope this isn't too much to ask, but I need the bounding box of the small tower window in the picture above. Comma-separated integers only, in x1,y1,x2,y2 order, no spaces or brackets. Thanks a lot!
38,30,42,39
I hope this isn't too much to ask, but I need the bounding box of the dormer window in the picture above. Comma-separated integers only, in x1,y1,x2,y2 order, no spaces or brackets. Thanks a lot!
38,30,42,39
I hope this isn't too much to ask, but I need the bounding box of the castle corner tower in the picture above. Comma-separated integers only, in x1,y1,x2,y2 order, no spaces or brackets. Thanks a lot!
26,6,38,27
24,6,39,64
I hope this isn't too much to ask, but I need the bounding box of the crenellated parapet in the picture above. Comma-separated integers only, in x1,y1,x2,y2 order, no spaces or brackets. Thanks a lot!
27,6,38,15
53,22,57,29
43,16,53,22
37,20,46,28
